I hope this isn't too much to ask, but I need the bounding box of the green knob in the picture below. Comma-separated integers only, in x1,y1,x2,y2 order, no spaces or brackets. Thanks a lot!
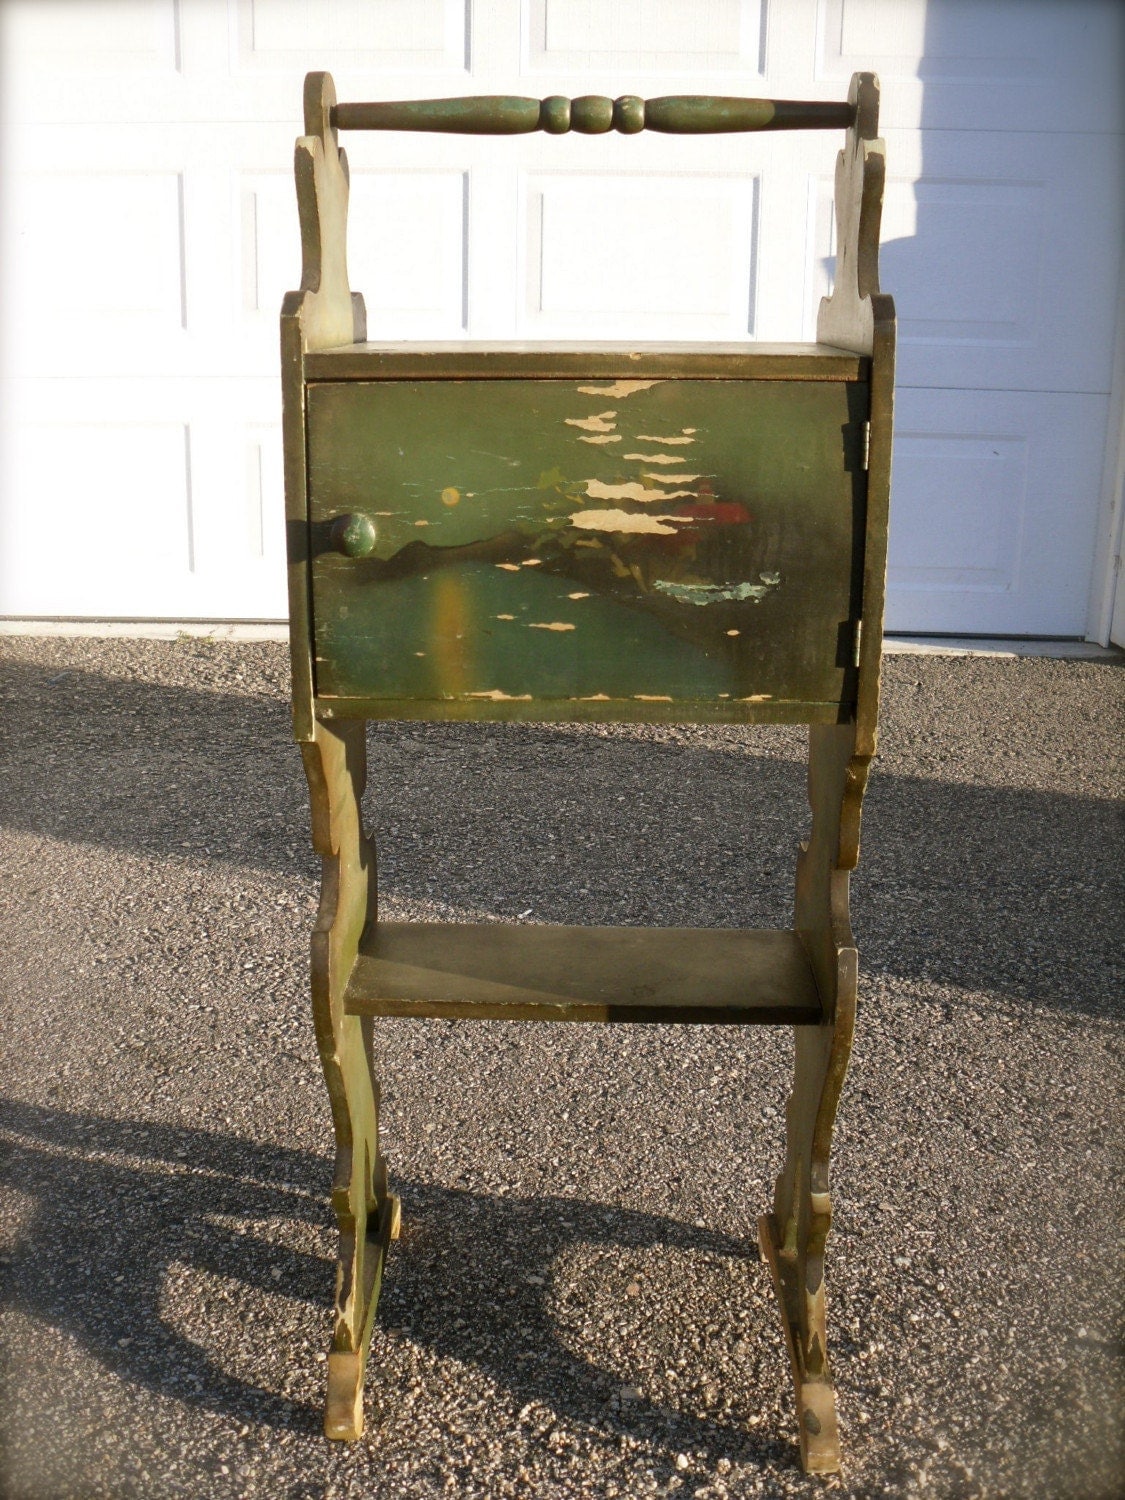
330,512,377,558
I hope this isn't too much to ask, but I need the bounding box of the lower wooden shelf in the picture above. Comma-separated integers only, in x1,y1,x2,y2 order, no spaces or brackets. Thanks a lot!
344,922,822,1024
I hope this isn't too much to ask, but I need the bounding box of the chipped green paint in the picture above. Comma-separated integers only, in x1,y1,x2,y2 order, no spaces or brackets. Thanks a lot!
332,94,855,137
307,378,868,714
653,579,778,605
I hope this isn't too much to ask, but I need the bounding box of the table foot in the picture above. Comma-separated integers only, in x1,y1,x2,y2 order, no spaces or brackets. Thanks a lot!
758,1211,841,1474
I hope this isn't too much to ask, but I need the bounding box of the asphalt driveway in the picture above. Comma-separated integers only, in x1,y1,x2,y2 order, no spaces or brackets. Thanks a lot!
0,635,1121,1499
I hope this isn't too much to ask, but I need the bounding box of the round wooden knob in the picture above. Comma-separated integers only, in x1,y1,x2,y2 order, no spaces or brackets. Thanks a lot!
330,513,377,557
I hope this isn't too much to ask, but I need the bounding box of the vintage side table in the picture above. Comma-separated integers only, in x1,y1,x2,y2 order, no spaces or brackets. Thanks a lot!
282,69,894,1474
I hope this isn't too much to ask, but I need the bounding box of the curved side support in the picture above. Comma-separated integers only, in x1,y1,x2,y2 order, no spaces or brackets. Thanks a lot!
760,79,894,1473
816,72,884,359
283,72,366,741
301,719,396,1440
284,75,393,1441
815,71,896,865
760,722,861,1474
294,71,366,351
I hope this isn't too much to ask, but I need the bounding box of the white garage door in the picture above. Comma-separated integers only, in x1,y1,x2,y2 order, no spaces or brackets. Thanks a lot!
1,0,1122,635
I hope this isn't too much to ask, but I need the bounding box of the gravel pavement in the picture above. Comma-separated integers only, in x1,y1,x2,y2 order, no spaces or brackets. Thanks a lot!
0,635,1122,1499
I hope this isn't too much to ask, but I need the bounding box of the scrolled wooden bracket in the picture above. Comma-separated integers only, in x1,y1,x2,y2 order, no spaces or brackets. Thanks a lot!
814,72,895,870
293,71,365,352
817,72,885,361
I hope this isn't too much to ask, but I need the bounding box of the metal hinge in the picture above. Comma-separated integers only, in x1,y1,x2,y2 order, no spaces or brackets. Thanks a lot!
853,618,863,668
861,420,871,471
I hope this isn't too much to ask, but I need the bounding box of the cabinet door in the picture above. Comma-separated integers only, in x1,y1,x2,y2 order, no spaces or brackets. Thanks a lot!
307,378,867,720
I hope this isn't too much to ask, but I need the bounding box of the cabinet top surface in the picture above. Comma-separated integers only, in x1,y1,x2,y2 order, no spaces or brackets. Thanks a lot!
303,341,868,383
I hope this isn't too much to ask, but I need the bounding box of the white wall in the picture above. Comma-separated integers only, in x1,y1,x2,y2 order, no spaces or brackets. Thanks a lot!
1,0,1122,634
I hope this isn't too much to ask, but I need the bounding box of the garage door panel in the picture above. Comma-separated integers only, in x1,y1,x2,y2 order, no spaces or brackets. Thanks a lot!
1,0,179,73
242,167,469,348
523,0,766,75
0,379,288,619
518,170,759,339
233,0,470,73
886,389,1109,635
817,0,1125,133
0,421,193,616
811,130,1124,395
0,0,1121,633
9,171,187,351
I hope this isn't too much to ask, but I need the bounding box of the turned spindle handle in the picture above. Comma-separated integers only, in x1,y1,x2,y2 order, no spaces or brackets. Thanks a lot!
332,94,855,136
329,513,377,558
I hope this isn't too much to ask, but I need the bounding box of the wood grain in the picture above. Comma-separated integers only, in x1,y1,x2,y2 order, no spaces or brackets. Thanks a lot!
344,923,822,1024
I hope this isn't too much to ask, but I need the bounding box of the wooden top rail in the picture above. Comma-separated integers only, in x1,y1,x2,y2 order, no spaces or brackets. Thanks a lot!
332,94,855,136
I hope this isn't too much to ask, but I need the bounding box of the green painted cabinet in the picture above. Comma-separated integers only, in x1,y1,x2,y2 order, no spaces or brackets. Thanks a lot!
307,370,869,721
285,68,895,1473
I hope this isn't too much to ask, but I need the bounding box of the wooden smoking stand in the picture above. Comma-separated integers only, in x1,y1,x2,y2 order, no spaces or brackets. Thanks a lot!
282,70,894,1473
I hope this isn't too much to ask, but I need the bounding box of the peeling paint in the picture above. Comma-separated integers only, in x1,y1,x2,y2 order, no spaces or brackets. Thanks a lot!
496,613,516,620
528,622,576,632
644,473,701,483
565,411,617,432
739,694,773,702
624,453,687,464
576,434,623,445
414,519,430,527
468,690,533,701
569,509,684,536
635,433,695,445
523,558,543,567
576,379,663,398
760,570,781,584
567,592,590,600
495,563,521,571
634,694,673,702
579,694,610,701
652,579,777,605
583,478,696,505
726,629,741,637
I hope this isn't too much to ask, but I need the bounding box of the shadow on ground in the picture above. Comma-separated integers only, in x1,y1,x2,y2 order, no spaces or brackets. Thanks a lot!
1,657,1122,1017
0,1100,791,1477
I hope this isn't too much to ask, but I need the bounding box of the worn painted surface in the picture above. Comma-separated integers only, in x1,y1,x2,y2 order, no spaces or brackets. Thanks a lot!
331,94,855,137
307,378,867,715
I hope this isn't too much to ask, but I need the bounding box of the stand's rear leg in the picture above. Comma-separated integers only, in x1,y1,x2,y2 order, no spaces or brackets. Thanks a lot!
760,723,864,1473
302,719,397,1440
